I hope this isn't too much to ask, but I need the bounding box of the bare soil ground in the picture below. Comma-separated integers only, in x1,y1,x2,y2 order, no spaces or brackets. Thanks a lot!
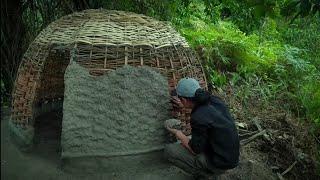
217,84,319,180
1,109,192,180
1,85,319,180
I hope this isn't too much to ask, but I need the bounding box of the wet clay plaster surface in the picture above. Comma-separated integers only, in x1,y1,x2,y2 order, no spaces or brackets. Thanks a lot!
62,63,171,158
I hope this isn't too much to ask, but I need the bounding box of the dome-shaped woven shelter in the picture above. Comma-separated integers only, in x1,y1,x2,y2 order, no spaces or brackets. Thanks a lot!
10,9,207,146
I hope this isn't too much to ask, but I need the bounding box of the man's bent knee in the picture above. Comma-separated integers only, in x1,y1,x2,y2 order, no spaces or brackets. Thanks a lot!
164,143,180,161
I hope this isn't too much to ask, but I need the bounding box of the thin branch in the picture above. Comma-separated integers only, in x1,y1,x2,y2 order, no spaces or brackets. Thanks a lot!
281,161,297,176
277,173,285,180
240,130,267,146
239,130,259,137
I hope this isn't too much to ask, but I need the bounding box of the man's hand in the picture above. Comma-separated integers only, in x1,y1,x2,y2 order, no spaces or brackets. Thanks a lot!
175,131,196,155
171,96,184,109
165,124,179,135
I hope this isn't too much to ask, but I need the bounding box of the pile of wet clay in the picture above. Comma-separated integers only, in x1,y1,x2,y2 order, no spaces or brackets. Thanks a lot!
62,62,171,162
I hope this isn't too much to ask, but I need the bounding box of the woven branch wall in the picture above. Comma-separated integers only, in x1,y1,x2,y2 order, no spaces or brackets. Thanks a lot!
11,9,207,135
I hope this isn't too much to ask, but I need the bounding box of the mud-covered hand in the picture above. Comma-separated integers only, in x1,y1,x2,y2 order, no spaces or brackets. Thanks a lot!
171,96,184,109
165,124,179,135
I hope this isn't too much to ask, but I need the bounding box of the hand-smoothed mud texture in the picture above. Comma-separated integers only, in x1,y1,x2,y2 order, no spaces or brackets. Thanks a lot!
62,63,171,158
164,119,182,130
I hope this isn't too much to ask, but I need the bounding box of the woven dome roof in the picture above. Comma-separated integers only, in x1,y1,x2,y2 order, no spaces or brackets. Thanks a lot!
11,9,207,133
37,9,189,46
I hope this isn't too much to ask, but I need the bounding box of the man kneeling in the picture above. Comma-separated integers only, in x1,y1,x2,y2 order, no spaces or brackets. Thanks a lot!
164,78,239,179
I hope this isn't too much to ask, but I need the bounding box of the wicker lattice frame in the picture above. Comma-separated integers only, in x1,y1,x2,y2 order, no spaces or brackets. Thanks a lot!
11,9,207,135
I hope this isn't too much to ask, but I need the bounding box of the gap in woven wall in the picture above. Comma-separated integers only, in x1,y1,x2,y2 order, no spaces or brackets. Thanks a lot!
30,49,68,163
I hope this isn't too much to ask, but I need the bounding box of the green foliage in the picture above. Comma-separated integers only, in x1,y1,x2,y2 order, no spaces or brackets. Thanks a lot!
279,17,320,69
208,69,228,88
169,0,210,27
300,78,320,126
170,1,320,128
202,0,281,32
180,19,284,74
90,0,172,20
281,0,320,20
273,45,319,122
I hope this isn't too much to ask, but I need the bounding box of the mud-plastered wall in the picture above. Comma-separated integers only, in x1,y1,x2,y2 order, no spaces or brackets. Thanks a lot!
62,63,171,158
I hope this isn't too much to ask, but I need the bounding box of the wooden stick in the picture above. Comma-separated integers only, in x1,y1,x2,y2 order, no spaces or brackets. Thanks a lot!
277,173,285,180
238,128,252,133
253,118,263,131
281,161,297,176
253,117,272,142
240,130,266,146
239,130,259,137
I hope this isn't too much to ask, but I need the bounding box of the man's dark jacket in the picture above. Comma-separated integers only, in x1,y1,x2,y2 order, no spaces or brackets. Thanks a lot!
188,95,240,169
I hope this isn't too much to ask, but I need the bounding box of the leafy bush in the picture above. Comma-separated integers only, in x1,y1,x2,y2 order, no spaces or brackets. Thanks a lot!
172,5,319,128
280,17,320,69
180,20,284,74
300,79,320,127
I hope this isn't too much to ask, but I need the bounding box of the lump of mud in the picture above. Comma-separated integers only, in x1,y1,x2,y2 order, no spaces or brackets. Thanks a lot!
62,63,171,158
164,119,182,130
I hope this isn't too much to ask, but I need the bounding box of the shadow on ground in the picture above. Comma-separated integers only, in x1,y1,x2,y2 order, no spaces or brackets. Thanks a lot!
1,109,191,180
